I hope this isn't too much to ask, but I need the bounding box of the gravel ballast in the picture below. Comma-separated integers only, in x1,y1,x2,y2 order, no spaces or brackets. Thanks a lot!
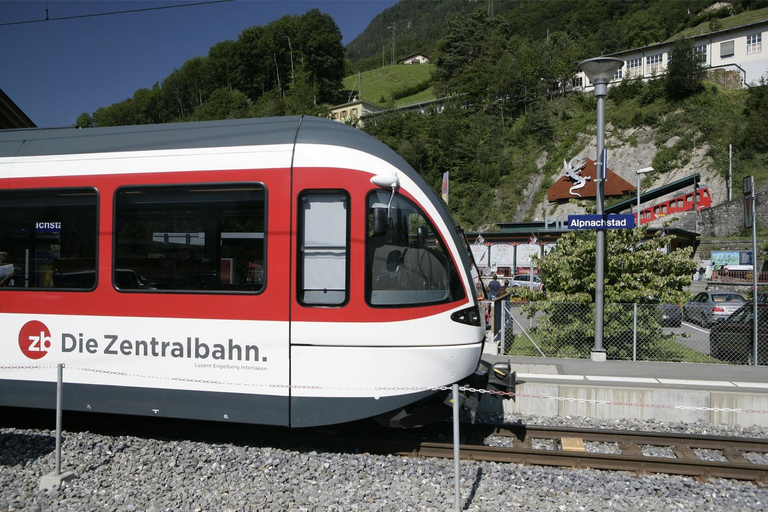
1,414,767,512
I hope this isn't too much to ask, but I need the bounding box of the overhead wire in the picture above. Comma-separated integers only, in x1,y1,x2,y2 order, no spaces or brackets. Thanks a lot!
0,0,234,27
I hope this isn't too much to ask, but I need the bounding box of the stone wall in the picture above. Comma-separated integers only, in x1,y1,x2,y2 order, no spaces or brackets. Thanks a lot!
698,185,768,238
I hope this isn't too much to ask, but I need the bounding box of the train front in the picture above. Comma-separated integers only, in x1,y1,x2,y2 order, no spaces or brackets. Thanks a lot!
290,118,513,428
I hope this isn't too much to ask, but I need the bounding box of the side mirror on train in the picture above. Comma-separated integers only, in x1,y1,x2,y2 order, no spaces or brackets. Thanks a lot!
371,173,400,236
372,203,389,235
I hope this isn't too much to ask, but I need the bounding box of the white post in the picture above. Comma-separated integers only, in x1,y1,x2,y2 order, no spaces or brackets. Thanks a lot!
633,303,638,361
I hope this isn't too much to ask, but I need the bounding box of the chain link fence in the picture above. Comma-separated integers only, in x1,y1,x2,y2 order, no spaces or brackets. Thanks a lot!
493,299,765,365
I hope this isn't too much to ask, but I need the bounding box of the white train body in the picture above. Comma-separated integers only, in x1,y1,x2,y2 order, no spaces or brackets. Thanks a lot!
0,116,484,427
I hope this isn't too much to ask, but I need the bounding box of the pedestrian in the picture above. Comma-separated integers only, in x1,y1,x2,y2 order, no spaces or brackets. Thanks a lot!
488,273,501,300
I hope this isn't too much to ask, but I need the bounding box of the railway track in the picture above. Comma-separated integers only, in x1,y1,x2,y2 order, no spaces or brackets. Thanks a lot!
380,424,768,483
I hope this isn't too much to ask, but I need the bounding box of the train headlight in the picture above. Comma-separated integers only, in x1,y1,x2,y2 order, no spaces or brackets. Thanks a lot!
451,306,481,326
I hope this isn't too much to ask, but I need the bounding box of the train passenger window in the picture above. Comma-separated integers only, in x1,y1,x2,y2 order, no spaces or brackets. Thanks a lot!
297,191,349,306
0,188,98,290
114,184,265,293
366,190,465,306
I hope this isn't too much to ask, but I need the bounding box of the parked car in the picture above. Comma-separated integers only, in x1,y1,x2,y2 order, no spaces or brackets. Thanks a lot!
509,274,543,291
709,302,768,364
658,302,682,328
683,291,746,327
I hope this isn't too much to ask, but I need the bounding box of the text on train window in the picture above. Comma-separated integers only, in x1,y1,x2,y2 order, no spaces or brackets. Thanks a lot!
0,188,98,290
114,184,265,293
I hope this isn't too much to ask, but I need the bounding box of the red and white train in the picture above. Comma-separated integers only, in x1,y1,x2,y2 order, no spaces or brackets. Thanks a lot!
637,186,712,225
0,116,505,428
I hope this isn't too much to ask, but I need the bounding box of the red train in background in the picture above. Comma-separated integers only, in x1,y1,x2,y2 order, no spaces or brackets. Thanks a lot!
637,187,711,225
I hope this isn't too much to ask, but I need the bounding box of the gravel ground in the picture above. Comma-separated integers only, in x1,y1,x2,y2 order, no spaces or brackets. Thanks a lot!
1,414,767,512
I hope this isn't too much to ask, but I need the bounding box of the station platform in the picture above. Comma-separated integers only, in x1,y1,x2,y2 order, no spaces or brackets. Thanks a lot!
479,355,768,428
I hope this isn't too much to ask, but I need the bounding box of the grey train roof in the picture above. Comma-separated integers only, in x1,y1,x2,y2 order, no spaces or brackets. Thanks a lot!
0,115,436,213
0,116,409,174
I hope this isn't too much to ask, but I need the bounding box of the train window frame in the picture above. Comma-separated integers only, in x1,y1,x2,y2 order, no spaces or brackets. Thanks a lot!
0,187,99,291
113,182,267,294
365,190,465,308
296,190,351,307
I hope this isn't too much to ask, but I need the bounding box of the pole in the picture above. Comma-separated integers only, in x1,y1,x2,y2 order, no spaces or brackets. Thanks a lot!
751,179,758,365
40,363,75,490
593,84,607,361
729,144,733,202
55,363,63,475
633,303,638,362
452,383,461,511
636,173,641,225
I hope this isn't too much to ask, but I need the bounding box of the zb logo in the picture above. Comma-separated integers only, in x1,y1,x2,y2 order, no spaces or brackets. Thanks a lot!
19,321,52,360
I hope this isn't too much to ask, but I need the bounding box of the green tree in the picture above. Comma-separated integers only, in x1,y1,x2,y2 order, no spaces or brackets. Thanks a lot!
665,37,706,101
740,75,768,155
539,224,695,304
283,64,325,116
188,88,252,121
517,224,697,360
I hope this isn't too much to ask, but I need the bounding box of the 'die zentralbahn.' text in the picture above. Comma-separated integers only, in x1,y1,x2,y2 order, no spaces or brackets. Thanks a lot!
61,333,265,361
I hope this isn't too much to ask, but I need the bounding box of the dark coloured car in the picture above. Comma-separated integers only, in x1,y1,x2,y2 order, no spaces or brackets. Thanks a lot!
658,302,682,327
683,291,746,327
709,303,768,365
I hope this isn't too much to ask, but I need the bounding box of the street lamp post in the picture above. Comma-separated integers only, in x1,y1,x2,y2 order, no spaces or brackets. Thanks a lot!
635,167,655,225
578,57,624,362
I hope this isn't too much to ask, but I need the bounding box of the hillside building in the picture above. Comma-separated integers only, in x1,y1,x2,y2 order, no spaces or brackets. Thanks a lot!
327,99,382,124
577,15,768,91
397,53,431,65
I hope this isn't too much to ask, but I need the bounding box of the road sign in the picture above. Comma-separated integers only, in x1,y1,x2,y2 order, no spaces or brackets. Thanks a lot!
567,214,635,230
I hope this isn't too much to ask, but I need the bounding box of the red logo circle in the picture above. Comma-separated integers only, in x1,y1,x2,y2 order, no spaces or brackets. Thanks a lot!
18,321,52,360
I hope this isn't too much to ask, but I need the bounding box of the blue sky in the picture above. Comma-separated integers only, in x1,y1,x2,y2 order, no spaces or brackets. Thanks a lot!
0,0,397,127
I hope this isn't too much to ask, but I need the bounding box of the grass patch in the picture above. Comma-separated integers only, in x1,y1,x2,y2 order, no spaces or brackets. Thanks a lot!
341,65,435,106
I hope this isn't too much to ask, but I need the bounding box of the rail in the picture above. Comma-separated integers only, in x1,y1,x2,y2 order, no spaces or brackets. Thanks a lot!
398,424,768,482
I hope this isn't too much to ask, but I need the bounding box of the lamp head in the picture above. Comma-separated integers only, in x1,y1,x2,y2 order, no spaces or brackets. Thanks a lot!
636,167,655,175
578,57,623,97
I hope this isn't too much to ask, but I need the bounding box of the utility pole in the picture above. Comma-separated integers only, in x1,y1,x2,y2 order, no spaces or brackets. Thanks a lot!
391,22,396,65
729,144,733,202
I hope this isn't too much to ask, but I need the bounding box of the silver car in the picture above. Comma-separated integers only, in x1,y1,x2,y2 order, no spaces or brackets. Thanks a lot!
509,274,543,291
683,291,746,327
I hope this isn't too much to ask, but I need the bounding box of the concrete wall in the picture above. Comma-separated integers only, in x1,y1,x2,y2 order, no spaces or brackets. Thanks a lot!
489,382,768,427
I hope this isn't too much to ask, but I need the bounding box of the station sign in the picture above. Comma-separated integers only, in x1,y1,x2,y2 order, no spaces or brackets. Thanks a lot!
567,214,635,230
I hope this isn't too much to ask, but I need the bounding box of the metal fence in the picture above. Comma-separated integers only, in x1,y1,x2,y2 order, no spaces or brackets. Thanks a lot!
492,300,765,366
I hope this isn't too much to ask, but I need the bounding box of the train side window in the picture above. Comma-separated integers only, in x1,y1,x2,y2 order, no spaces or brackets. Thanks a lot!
0,188,98,290
114,183,265,293
366,190,465,307
297,191,349,306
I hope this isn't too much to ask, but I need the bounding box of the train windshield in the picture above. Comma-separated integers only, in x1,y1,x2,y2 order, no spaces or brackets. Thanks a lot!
366,190,465,306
